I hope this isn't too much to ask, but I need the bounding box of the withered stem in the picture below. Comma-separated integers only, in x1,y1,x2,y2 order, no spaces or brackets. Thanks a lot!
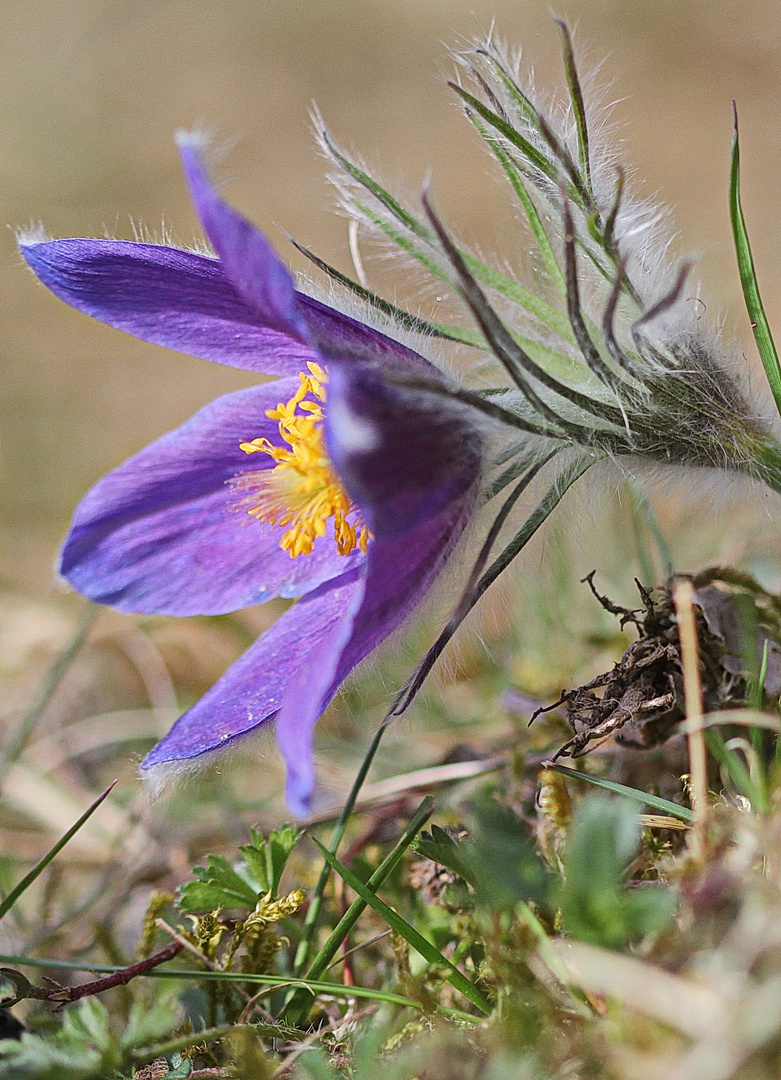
674,577,708,856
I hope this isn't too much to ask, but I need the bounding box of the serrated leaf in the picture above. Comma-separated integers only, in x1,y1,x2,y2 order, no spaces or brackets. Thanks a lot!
64,997,111,1048
412,827,477,886
119,991,183,1054
163,1054,193,1078
266,824,303,894
291,1046,341,1079
464,795,556,910
0,998,114,1080
177,854,258,913
238,831,271,894
0,1034,102,1080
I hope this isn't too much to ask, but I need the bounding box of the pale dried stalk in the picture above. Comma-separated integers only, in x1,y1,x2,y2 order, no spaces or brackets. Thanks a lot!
674,577,708,856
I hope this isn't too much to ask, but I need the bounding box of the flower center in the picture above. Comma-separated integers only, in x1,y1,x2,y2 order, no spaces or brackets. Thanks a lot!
233,362,370,559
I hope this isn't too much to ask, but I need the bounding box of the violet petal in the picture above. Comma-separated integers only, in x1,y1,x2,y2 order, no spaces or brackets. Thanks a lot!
325,362,483,540
177,142,434,374
178,141,312,345
141,566,362,767
61,380,363,615
276,493,478,815
20,238,316,374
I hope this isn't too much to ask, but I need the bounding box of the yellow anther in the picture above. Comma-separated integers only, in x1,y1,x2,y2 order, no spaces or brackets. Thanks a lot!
233,365,370,558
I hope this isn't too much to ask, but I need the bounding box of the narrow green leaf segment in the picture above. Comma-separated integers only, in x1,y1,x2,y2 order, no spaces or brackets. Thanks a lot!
547,763,694,823
0,781,117,920
730,109,781,417
283,797,434,1026
313,838,493,1015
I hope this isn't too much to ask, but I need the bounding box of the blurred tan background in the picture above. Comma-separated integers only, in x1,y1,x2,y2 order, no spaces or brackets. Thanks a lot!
4,0,781,593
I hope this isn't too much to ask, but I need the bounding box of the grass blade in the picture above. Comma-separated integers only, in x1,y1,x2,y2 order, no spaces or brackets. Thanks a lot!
284,797,433,1025
546,763,693,823
0,952,478,1023
305,797,433,981
0,781,117,920
291,713,398,984
730,106,781,416
312,839,492,1015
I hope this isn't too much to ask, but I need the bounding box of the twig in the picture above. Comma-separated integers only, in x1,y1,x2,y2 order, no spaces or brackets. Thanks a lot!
674,577,708,856
19,941,182,1004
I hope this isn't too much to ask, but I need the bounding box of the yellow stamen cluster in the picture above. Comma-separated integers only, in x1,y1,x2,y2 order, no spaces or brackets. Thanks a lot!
235,362,370,559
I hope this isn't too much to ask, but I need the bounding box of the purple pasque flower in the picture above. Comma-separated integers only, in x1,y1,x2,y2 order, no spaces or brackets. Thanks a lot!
20,137,484,815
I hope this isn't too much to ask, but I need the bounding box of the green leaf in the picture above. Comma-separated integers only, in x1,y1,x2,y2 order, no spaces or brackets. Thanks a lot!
460,252,576,345
547,763,693,823
560,796,676,949
0,992,183,1080
119,991,184,1057
290,1047,341,1079
471,114,566,294
0,781,117,921
265,824,303,894
449,82,556,183
160,1055,193,1078
312,838,492,1015
412,826,477,886
464,795,556,911
415,804,556,913
321,129,432,241
176,853,259,913
730,108,781,417
238,830,272,894
330,142,577,344
477,48,539,128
